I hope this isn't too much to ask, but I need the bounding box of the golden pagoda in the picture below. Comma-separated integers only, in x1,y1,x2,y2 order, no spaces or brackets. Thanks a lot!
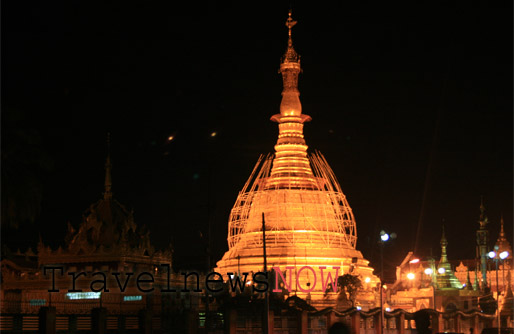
216,11,379,309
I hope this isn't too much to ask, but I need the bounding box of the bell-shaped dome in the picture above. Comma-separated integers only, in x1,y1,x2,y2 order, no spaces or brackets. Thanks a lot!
216,12,379,310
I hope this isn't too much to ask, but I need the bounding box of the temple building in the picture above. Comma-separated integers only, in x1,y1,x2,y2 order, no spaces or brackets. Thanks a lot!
1,144,176,316
215,12,379,310
387,204,513,324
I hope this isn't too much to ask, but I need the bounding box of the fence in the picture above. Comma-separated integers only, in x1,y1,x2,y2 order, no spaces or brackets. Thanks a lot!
0,303,501,334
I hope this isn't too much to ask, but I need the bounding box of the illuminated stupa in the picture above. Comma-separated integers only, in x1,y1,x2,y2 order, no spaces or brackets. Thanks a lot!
216,12,378,308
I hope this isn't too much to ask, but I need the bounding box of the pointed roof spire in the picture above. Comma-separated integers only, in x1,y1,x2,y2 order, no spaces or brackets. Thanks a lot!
495,214,512,257
436,223,463,289
104,133,112,200
479,196,488,228
440,224,448,263
499,215,505,237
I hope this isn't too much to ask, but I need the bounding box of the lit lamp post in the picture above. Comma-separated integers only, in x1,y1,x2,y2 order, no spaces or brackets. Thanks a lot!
407,272,415,289
379,230,393,334
487,247,509,334
424,267,435,309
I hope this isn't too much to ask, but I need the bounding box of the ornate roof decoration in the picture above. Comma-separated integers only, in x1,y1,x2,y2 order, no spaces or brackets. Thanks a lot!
38,139,172,265
456,262,467,273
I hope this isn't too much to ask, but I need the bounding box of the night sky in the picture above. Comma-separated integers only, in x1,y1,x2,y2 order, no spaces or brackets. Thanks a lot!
3,2,512,281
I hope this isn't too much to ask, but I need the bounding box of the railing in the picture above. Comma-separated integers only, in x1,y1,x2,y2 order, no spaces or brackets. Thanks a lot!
0,304,501,334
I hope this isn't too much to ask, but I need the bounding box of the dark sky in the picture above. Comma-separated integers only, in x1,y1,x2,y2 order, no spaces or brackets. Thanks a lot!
3,2,512,280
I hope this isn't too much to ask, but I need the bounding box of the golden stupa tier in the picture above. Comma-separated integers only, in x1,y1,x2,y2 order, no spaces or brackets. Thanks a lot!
216,153,379,309
216,11,379,309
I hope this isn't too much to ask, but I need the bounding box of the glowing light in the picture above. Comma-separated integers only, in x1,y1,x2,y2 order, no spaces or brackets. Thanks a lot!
168,135,174,141
424,268,433,275
500,251,509,260
381,233,390,242
386,307,391,312
382,285,387,290
246,280,252,286
123,295,142,302
66,292,101,300
407,273,415,280
210,132,217,137
356,306,362,310
438,267,446,274
365,277,371,283
409,259,420,264
29,299,46,306
488,251,496,259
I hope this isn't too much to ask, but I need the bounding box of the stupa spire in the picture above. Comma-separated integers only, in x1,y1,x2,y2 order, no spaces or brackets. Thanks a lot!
479,196,488,228
104,133,112,200
436,224,463,289
283,10,299,63
440,225,448,263
495,215,512,258
476,197,490,289
268,11,316,189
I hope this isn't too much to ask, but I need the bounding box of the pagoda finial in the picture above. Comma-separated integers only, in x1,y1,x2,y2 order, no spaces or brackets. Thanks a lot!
286,10,296,42
282,10,299,64
104,133,112,200
268,10,316,189
479,196,488,228
495,214,512,258
440,224,448,263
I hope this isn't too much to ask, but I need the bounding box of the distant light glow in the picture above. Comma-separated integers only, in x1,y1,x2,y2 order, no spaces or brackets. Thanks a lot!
381,233,390,242
407,273,415,280
500,251,509,260
210,132,217,137
356,306,362,310
438,267,446,274
386,307,391,312
409,259,420,264
66,292,101,300
168,135,174,141
424,268,433,275
382,285,387,290
364,277,371,283
123,295,142,302
488,251,496,259
30,299,46,306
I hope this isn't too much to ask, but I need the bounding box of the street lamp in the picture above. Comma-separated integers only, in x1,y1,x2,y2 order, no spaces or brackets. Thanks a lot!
488,247,509,334
379,230,394,334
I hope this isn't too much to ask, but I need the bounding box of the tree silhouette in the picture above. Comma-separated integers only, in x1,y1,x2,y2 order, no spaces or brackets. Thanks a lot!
337,274,362,307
